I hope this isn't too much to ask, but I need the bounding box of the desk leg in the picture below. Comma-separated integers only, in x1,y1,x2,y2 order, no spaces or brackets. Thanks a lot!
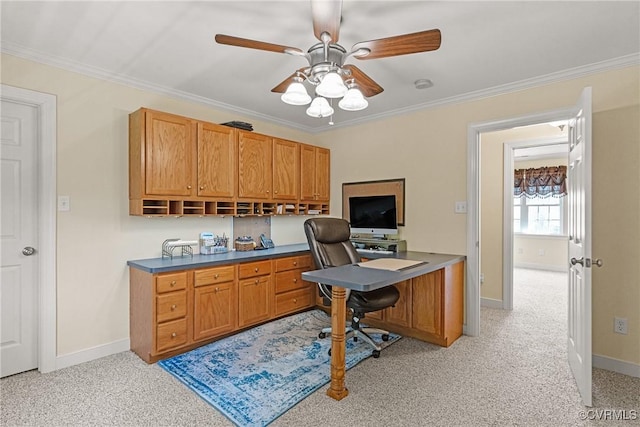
327,286,349,400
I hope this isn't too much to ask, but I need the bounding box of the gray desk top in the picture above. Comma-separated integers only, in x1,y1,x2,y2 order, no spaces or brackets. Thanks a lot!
127,243,311,273
301,252,465,292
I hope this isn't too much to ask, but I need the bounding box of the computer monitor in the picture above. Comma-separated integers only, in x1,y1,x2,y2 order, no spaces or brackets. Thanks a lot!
348,195,398,237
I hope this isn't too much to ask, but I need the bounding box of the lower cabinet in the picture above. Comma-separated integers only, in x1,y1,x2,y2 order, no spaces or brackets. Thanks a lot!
130,253,315,363
193,265,236,341
360,261,464,347
238,260,272,328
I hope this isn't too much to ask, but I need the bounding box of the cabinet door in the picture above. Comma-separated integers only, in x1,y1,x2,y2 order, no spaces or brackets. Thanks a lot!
238,132,272,199
411,270,443,336
272,138,299,200
145,110,194,196
238,276,271,328
197,122,236,198
300,144,316,201
193,282,237,341
315,147,330,201
385,280,412,328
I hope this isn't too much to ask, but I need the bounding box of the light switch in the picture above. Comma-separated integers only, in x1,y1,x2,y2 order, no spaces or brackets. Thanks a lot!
58,196,70,211
455,201,467,214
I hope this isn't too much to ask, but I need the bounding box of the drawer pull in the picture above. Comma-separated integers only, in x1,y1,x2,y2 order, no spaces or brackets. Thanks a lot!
171,304,177,311
293,298,297,303
293,261,297,266
215,287,220,293
293,278,297,283
254,267,259,273
214,274,219,279
170,280,176,287
171,332,177,338
255,280,259,285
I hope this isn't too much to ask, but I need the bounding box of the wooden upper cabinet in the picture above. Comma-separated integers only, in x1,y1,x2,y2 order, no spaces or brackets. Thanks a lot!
197,122,236,198
300,144,330,202
238,131,272,199
272,138,299,200
130,109,195,197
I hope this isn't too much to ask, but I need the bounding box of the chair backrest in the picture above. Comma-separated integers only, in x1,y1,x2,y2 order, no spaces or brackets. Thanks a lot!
304,217,360,270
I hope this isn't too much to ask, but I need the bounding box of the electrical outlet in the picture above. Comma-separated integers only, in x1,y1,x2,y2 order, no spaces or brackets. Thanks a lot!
58,196,70,211
614,317,628,335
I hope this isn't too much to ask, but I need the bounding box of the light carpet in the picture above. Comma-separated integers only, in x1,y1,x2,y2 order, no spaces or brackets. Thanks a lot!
158,309,400,427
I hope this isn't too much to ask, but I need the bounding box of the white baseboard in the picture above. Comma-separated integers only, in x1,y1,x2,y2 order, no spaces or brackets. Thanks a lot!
55,338,130,371
593,354,640,378
481,297,504,309
514,262,568,272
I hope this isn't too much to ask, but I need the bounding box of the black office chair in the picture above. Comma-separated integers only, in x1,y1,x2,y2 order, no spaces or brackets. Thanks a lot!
304,217,400,358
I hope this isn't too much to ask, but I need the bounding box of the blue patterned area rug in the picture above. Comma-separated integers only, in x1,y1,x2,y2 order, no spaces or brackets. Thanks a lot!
159,309,400,426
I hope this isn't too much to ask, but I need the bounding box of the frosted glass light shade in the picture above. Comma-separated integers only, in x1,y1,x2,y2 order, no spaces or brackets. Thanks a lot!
306,97,334,118
315,72,348,98
338,88,368,111
281,81,311,105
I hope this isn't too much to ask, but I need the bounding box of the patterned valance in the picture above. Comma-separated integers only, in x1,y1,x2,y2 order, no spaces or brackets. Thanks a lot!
514,166,567,198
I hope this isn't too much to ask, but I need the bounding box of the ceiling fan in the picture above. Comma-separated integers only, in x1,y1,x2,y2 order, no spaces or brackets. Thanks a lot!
215,0,441,119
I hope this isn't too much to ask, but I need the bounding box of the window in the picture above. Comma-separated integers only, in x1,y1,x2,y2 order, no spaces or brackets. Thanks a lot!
514,196,564,235
513,166,567,236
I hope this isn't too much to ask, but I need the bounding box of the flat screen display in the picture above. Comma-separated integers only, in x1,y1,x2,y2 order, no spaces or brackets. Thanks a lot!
348,195,398,236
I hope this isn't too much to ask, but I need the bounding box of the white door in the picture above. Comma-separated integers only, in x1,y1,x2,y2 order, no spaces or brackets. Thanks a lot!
1,99,39,377
567,87,593,406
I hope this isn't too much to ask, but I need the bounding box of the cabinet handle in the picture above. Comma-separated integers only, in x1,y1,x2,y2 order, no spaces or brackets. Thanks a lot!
293,278,297,283
199,185,206,190
293,261,297,266
187,185,192,190
254,268,259,272
293,298,297,303
171,304,177,310
214,274,219,279
266,190,270,194
170,281,176,287
171,332,177,338
215,287,219,293
255,279,259,285
274,190,278,194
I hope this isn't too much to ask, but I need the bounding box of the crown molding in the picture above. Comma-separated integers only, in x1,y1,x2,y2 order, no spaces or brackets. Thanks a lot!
3,41,638,134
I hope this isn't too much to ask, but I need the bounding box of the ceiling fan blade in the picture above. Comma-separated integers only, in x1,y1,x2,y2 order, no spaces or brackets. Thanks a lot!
215,34,304,55
311,0,342,43
342,65,383,97
351,29,441,60
271,68,308,93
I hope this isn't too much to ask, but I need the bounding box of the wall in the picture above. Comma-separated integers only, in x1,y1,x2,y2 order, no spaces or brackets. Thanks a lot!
320,66,640,367
2,53,639,368
480,128,567,300
1,54,315,357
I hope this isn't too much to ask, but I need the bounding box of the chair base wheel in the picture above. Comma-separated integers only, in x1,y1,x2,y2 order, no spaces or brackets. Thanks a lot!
319,332,327,339
372,350,380,358
381,334,390,342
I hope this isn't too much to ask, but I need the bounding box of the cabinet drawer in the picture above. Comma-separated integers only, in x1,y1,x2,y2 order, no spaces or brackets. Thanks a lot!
238,260,272,279
275,255,311,272
194,265,235,287
156,318,188,353
275,288,314,316
156,291,187,323
156,272,187,293
275,270,307,294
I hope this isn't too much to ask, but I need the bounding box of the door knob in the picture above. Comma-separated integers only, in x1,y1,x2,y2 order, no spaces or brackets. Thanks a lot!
22,246,36,256
570,257,584,266
593,259,604,267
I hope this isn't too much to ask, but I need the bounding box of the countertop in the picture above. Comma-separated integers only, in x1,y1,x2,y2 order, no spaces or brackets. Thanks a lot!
127,243,311,273
302,252,465,292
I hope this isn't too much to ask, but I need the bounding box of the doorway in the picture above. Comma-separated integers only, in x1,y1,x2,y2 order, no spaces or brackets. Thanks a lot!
0,84,57,375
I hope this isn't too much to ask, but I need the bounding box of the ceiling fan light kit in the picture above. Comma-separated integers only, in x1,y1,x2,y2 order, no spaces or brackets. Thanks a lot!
215,0,441,121
306,96,334,118
281,77,312,105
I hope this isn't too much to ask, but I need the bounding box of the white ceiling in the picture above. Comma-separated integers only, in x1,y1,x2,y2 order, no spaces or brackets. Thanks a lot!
2,1,639,133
